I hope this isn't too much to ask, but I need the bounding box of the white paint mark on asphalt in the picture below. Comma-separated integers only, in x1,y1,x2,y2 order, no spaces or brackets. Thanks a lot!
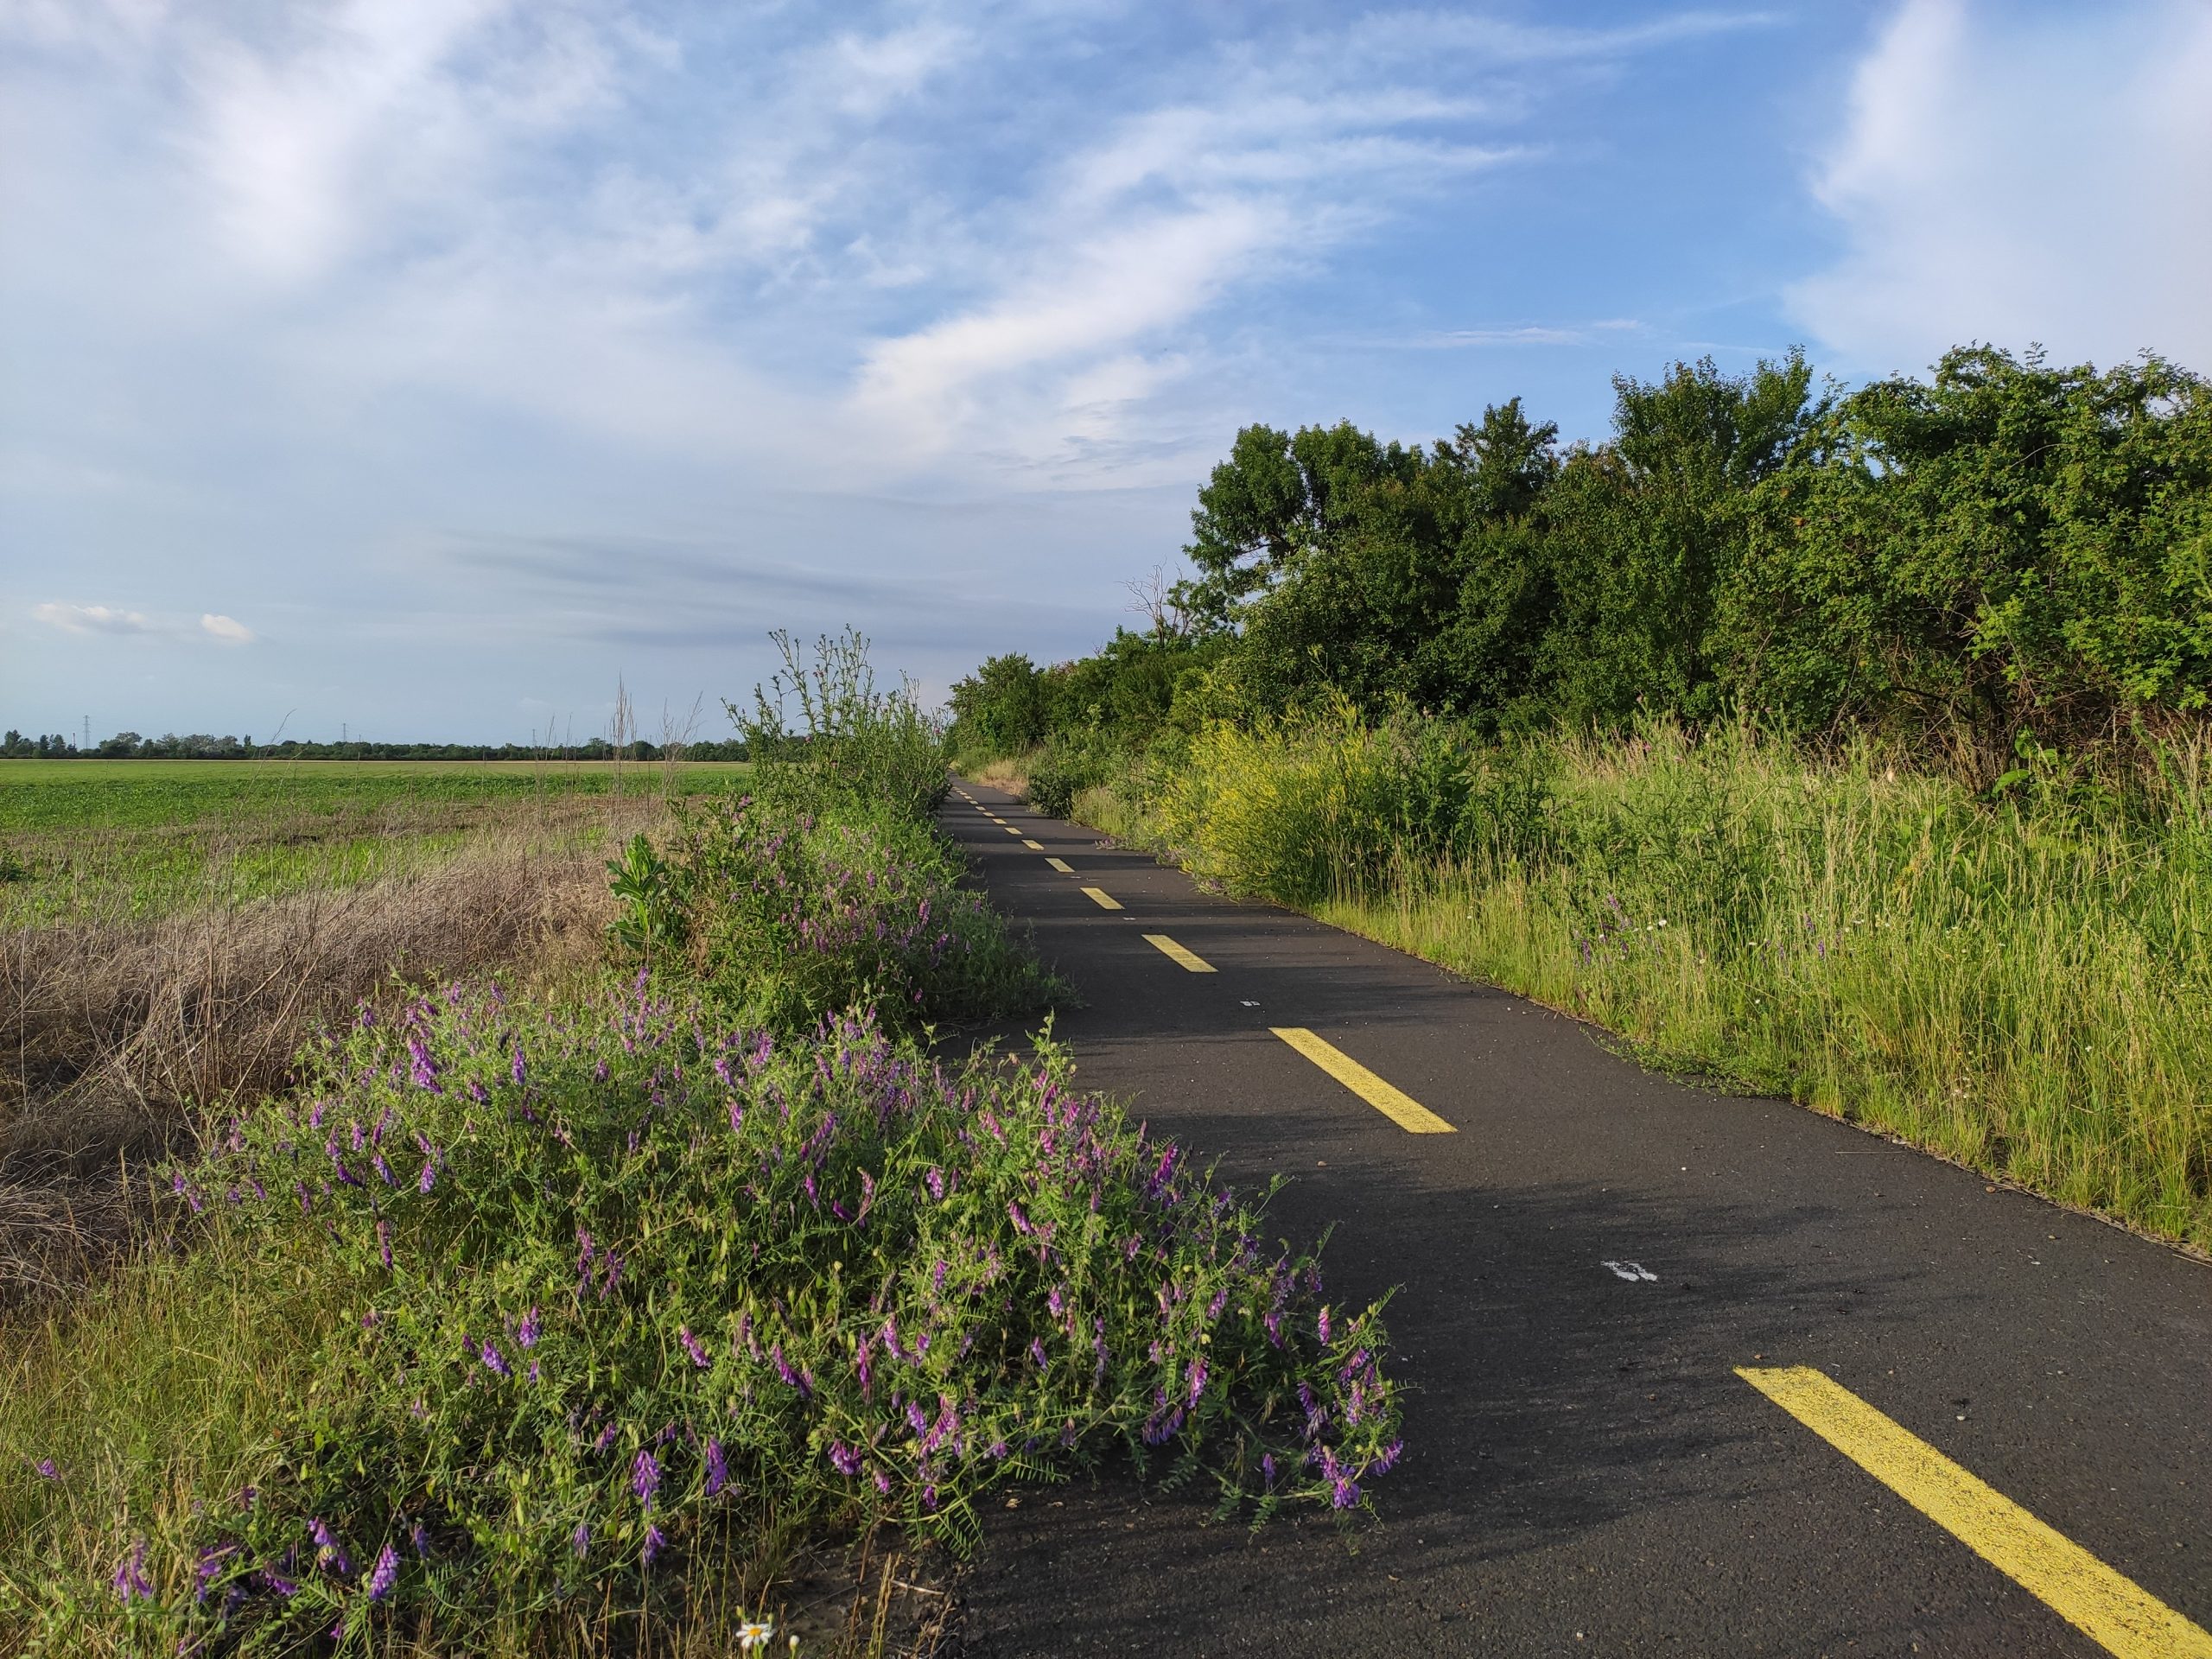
1602,1261,1659,1282
1240,1000,1260,1007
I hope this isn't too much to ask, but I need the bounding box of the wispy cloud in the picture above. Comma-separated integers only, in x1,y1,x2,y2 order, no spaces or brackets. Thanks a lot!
1789,0,2212,374
0,2,1808,735
1406,321,1645,349
33,601,156,635
31,601,256,644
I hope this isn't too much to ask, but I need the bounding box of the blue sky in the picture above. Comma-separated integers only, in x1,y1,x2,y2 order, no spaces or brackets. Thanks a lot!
5,0,2209,743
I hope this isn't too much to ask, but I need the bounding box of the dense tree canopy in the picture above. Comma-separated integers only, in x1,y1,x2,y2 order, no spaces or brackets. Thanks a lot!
952,345,2212,783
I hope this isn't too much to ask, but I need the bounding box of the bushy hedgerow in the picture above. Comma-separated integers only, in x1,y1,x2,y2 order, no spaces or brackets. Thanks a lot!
10,980,1399,1653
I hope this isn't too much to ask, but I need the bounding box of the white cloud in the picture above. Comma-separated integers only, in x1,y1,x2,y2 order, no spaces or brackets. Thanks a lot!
1789,0,2212,375
850,66,1529,469
32,601,155,634
1,3,1783,734
29,601,255,644
185,0,518,282
855,203,1283,439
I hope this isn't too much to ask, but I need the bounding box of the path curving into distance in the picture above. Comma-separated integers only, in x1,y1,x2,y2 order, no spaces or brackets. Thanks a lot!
941,780,2212,1659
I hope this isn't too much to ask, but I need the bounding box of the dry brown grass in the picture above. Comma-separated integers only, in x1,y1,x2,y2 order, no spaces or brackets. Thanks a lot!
0,806,658,1310
962,755,1031,796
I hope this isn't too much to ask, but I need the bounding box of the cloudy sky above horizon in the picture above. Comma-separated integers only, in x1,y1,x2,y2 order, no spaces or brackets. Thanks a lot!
5,0,2209,743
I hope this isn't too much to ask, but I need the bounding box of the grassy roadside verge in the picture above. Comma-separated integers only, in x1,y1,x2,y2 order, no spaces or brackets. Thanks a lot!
0,639,1408,1655
1014,715,2212,1254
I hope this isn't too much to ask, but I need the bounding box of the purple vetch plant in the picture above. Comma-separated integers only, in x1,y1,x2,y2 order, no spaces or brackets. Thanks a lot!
102,974,1399,1649
639,791,1062,1037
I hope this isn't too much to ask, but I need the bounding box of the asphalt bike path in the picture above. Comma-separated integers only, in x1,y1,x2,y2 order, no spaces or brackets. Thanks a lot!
938,781,2212,1658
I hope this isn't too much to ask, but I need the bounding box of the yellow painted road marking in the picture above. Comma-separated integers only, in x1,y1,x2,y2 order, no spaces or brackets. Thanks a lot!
1738,1366,2212,1659
1046,857,1073,874
1268,1028,1455,1134
1081,887,1122,911
1022,838,1044,850
1142,933,1216,973
1003,826,1023,836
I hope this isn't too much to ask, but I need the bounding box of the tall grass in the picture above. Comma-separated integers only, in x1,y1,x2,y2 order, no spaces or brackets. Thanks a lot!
2,822,632,1310
1102,713,2212,1249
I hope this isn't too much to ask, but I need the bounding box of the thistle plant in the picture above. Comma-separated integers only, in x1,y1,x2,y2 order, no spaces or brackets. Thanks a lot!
12,978,1400,1651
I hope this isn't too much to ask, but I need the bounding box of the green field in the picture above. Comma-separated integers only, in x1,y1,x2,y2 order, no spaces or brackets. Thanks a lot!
0,759,749,925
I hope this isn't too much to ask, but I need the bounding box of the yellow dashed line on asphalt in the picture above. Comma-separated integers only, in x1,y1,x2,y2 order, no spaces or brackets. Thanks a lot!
1142,934,1215,973
1046,857,1073,874
1022,839,1044,850
1738,1366,2212,1659
1081,887,1122,911
1269,1028,1456,1134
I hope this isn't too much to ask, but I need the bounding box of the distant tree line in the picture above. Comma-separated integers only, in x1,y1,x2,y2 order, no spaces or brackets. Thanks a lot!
950,345,2212,784
0,731,749,761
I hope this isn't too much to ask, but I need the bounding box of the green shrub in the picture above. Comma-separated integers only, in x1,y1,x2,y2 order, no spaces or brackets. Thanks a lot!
646,792,1058,1035
1025,752,1090,819
730,628,948,823
1157,698,1481,905
0,983,1402,1653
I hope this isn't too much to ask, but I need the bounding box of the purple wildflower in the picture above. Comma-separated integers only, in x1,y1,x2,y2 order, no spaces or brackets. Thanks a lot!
1320,1446,1360,1509
376,1218,393,1270
642,1522,666,1567
516,1306,541,1349
31,1459,57,1480
771,1343,806,1395
678,1325,711,1368
365,1542,398,1602
511,1046,528,1085
308,1517,352,1576
111,1538,153,1603
1317,1305,1332,1344
571,1522,591,1559
479,1339,512,1378
410,1522,433,1558
632,1448,661,1508
829,1442,863,1476
705,1437,729,1497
